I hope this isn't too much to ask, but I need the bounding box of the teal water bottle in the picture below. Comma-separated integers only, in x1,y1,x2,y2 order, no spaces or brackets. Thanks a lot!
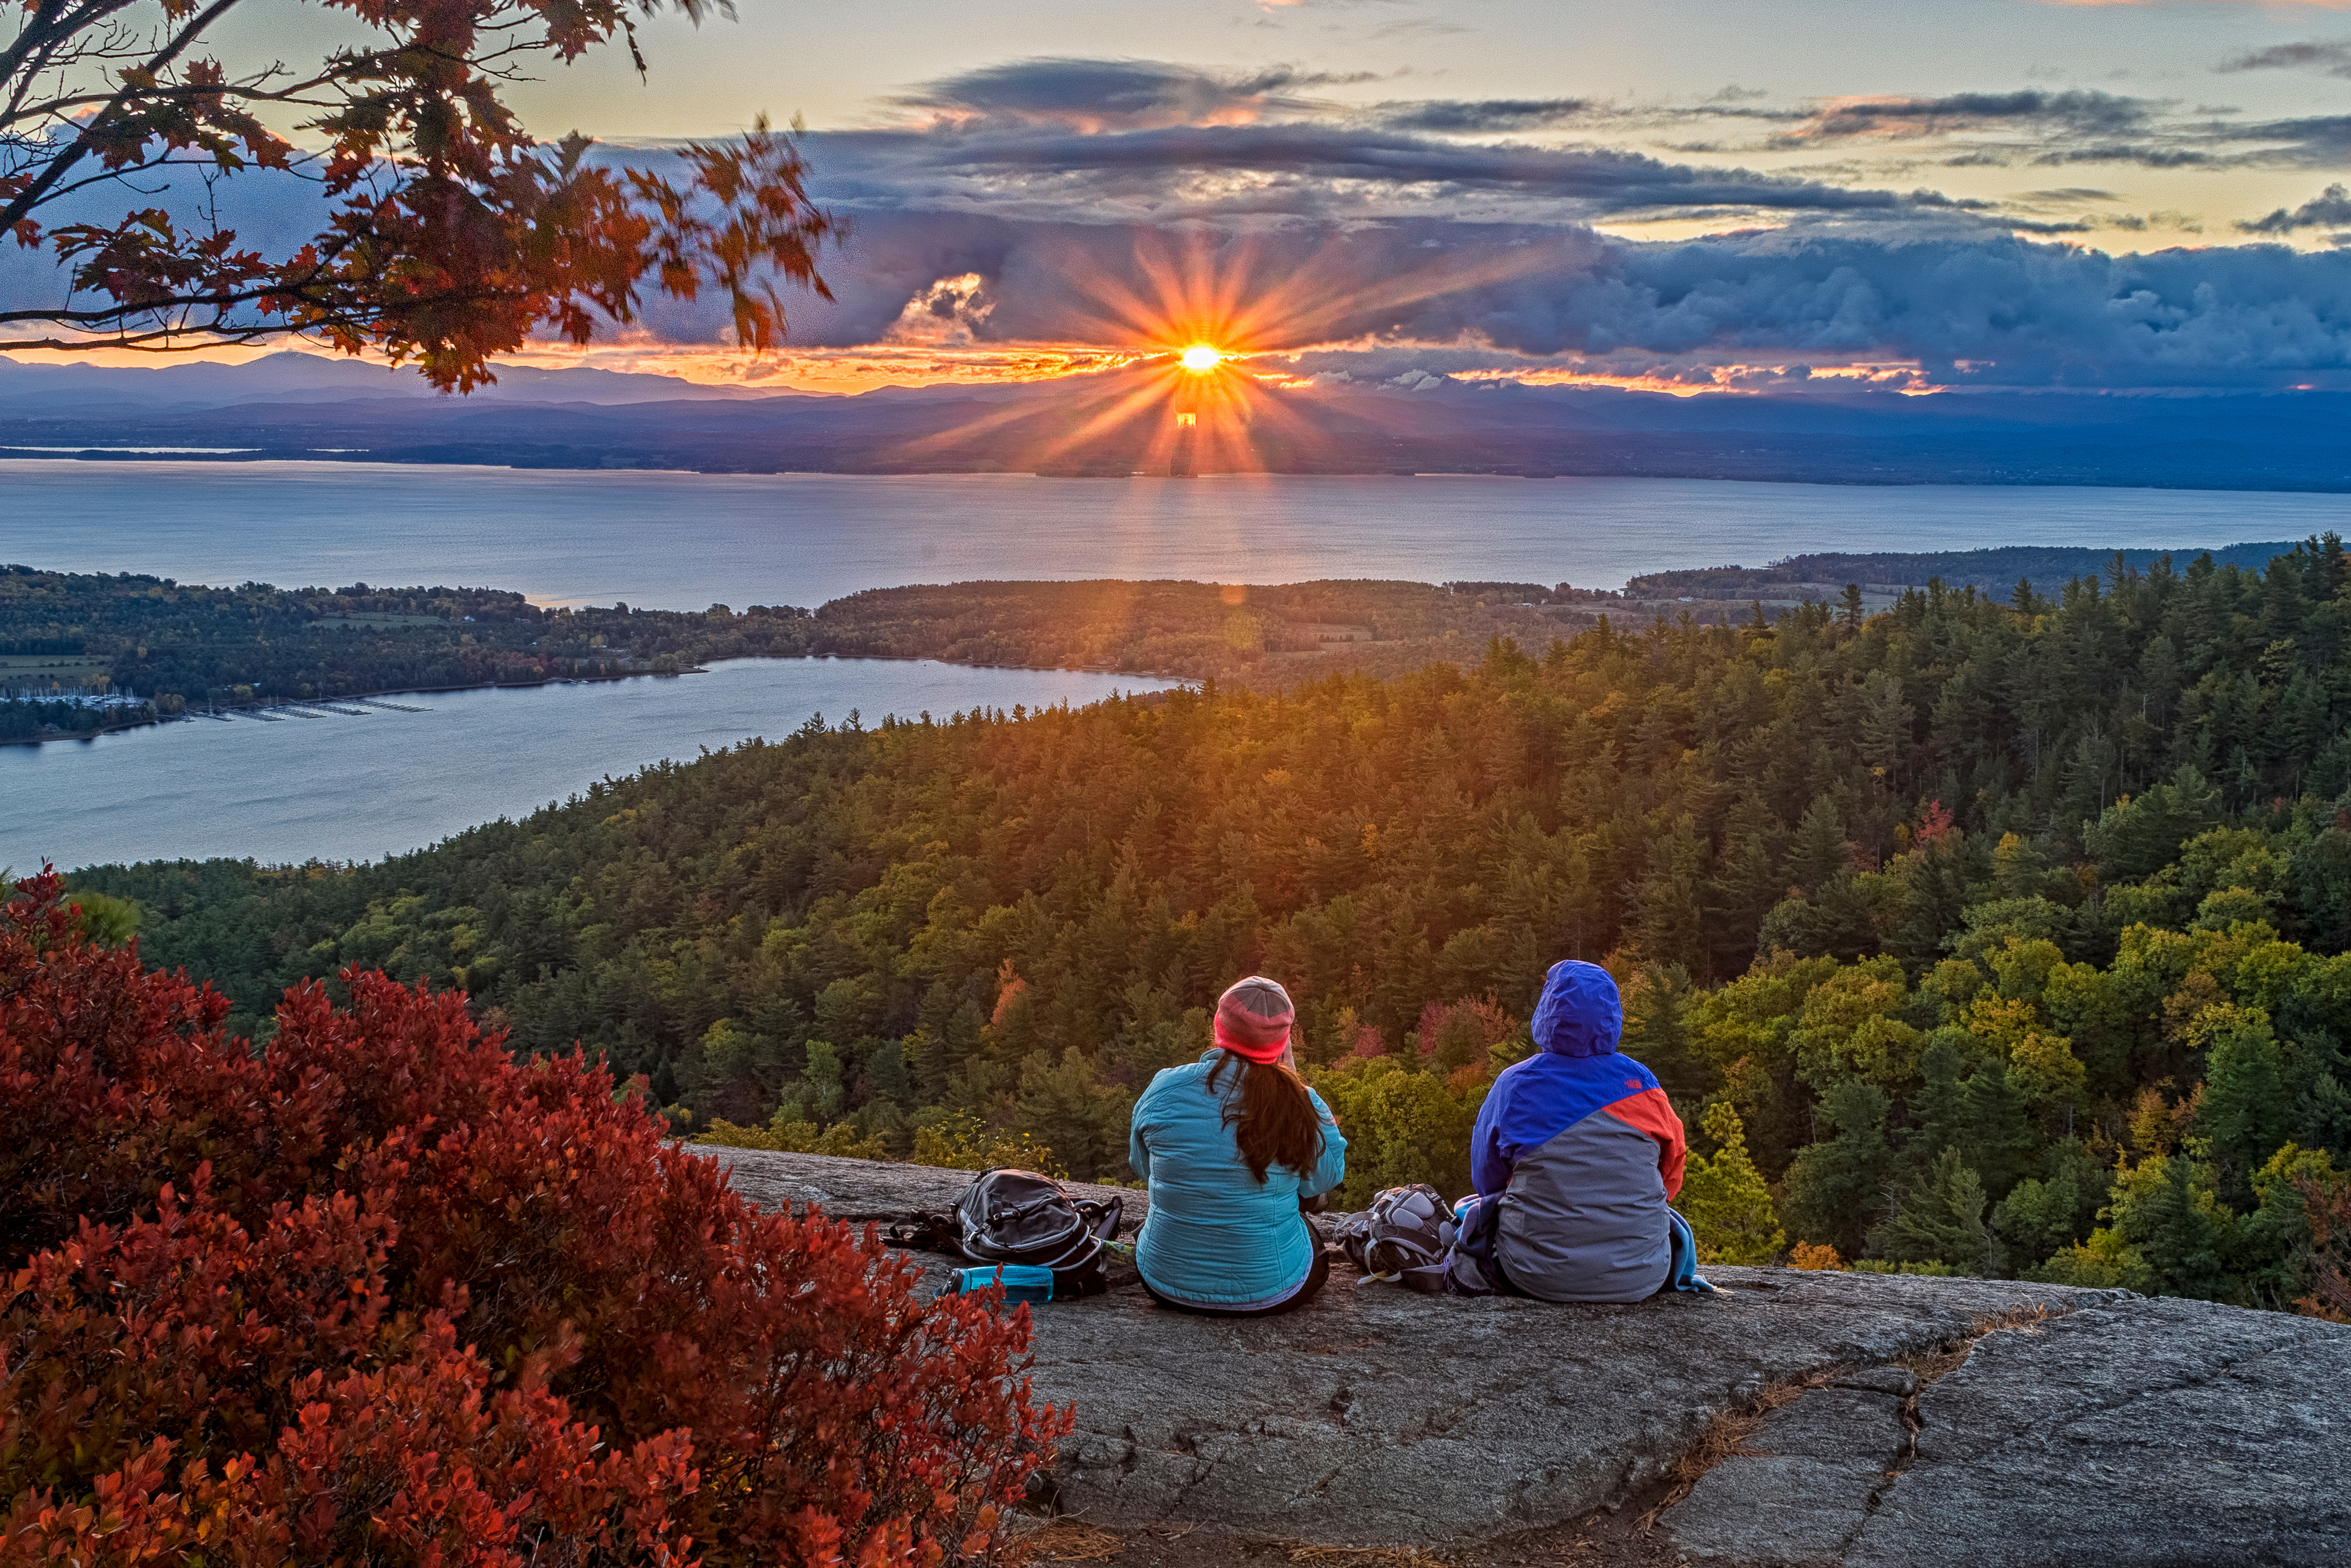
935,1263,1059,1305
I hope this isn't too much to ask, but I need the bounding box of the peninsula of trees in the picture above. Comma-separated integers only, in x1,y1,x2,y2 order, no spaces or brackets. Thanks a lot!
75,538,2351,1318
0,566,816,708
0,567,1601,706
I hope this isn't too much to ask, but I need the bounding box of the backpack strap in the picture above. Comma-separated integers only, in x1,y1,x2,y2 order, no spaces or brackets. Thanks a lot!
1074,1194,1126,1242
882,1211,962,1254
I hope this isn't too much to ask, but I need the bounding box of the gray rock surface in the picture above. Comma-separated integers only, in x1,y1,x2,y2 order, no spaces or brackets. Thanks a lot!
705,1151,2350,1561
1662,1299,2351,1566
1847,1296,2350,1567
1673,1387,1909,1564
704,1146,1151,1232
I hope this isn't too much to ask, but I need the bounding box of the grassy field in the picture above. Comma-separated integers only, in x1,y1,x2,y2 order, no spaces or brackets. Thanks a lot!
0,653,108,687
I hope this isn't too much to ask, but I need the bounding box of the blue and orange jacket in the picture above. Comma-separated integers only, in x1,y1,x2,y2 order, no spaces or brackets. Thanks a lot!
1470,960,1687,1302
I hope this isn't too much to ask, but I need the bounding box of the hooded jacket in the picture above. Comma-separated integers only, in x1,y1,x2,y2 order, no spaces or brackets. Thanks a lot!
1470,960,1687,1303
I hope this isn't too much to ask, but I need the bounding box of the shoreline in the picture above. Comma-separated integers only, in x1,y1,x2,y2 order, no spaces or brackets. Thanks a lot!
1,714,161,748
2,655,1193,747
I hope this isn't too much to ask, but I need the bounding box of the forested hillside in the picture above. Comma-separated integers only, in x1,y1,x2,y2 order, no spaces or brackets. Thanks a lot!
75,540,2351,1316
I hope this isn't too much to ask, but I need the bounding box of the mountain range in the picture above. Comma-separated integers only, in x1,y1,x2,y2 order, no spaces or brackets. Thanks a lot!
6,353,2350,491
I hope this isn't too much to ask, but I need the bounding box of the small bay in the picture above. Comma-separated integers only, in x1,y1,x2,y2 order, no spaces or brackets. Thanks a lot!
3,658,1176,873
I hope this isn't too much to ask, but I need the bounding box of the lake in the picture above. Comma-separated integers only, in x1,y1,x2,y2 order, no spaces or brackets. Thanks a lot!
10,462,2351,873
2,658,1175,873
9,462,2349,611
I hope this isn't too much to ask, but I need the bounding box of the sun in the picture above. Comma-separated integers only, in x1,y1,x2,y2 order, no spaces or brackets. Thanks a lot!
1179,344,1224,372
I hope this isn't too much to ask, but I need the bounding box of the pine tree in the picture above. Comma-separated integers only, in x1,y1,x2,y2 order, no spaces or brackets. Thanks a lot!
2201,1010,2290,1201
2105,1152,2239,1300
861,1040,913,1108
802,1040,847,1121
1790,794,1852,893
944,1000,987,1074
1958,1055,2038,1197
1782,1080,1896,1257
1629,816,1708,973
1857,668,1912,787
1991,832,2047,899
1707,794,1787,970
1871,1148,1996,1274
1910,1031,1969,1163
1990,1138,2110,1268
1013,1047,1135,1180
1621,963,1709,1109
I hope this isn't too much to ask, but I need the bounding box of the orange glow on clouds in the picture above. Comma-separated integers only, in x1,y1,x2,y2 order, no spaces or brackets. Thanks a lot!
4,231,1945,402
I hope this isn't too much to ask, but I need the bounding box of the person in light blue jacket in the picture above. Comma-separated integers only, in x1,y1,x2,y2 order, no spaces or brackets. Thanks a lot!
1128,976,1348,1316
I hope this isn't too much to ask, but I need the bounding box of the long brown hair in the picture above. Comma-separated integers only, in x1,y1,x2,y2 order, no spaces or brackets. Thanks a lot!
1208,1051,1326,1183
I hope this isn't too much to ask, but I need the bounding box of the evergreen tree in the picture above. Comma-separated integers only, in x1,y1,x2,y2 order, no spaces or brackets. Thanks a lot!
1708,796,1786,971
2104,1152,2239,1301
1991,833,2048,899
1789,794,1852,893
1871,1148,1997,1274
1629,816,1709,973
802,1040,847,1121
1013,1047,1135,1180
1782,1079,1896,1257
2200,1009,2290,1201
944,1000,987,1075
1909,1031,1970,1164
1857,668,1912,786
1620,963,1710,1109
861,1039,913,1108
1958,1055,2038,1197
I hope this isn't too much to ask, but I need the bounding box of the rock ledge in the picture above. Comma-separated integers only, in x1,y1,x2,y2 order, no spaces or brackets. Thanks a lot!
706,1149,2351,1566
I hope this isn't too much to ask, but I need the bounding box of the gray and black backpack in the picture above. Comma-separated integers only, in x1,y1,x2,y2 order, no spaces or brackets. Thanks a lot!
1334,1182,1458,1295
892,1167,1124,1300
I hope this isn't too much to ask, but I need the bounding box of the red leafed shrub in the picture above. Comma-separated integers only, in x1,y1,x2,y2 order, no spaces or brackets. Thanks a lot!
2,871,1069,1566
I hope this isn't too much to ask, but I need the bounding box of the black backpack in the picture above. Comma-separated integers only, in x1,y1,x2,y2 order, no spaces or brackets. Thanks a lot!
905,1168,1125,1300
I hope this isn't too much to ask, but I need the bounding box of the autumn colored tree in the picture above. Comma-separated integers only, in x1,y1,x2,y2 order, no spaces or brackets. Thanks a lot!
0,871,1065,1564
2,0,834,388
1677,1104,1784,1264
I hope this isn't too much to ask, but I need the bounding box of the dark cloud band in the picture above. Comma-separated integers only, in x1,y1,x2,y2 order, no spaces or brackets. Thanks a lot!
15,55,2351,393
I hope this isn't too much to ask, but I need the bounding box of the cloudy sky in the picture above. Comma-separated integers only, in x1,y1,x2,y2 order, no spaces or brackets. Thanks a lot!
44,0,2351,392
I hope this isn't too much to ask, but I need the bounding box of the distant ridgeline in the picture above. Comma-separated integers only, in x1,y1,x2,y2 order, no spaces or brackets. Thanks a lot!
11,360,2351,488
1627,542,2303,604
75,536,2351,1319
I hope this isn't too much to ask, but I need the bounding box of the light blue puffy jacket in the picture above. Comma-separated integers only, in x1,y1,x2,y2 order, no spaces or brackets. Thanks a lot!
1128,1049,1348,1307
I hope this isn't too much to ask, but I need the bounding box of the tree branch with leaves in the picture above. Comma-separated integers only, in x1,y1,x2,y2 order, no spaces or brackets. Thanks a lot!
2,0,835,388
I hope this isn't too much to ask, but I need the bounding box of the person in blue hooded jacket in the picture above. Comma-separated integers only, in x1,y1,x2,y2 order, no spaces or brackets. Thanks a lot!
1128,976,1348,1315
1468,959,1688,1302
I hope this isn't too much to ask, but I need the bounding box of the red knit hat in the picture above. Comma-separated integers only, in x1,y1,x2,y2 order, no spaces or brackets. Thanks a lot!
1213,976,1296,1063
